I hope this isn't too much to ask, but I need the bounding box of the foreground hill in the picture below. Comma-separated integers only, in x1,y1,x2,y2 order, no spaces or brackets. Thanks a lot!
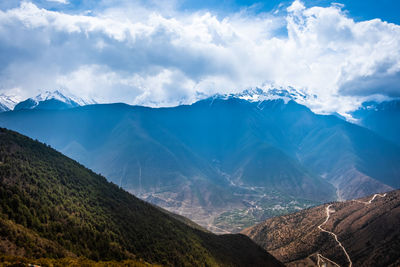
242,190,400,267
1,97,400,232
0,128,282,266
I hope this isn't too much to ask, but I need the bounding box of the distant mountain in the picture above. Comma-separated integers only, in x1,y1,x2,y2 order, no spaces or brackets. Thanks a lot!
0,96,399,232
352,99,400,146
0,127,282,266
0,94,17,112
242,189,400,267
13,90,96,111
216,86,311,103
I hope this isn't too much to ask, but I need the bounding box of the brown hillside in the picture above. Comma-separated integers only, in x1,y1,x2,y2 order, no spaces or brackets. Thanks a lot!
242,190,400,267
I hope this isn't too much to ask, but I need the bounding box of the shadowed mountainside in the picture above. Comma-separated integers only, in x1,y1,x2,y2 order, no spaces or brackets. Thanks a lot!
352,100,400,146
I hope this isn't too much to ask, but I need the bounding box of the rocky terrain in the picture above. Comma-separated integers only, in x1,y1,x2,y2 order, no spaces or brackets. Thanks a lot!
242,190,400,267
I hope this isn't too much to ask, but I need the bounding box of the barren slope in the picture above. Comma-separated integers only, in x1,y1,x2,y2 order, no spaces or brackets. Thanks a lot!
242,190,400,267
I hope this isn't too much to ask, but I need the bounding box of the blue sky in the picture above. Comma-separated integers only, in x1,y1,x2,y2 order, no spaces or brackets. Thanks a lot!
179,0,400,24
3,0,397,24
0,0,399,115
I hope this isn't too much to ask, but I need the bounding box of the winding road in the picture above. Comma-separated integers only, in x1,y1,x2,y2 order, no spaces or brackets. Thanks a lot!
316,193,387,267
317,253,340,267
317,204,352,267
353,193,387,205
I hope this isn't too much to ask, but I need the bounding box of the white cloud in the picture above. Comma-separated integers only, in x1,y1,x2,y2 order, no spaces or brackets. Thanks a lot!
0,1,399,116
55,65,197,106
287,0,305,13
47,0,69,4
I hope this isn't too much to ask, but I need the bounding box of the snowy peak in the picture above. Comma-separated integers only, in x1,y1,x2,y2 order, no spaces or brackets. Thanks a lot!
0,94,18,112
34,90,96,106
235,87,311,103
207,86,313,105
35,90,72,103
14,90,96,111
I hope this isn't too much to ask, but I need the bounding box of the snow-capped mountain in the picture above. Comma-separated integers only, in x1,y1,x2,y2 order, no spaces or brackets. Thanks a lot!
0,94,18,112
236,86,311,102
14,90,96,111
206,86,313,105
34,90,96,106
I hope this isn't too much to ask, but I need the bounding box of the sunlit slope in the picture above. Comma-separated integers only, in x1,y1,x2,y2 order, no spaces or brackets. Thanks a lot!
242,190,400,267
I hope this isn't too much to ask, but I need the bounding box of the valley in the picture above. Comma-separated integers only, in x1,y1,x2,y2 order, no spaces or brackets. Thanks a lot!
137,183,320,233
1,95,399,233
213,195,317,233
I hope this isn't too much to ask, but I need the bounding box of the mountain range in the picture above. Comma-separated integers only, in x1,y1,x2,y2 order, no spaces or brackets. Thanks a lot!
0,127,282,266
0,91,399,232
242,189,400,267
0,90,95,112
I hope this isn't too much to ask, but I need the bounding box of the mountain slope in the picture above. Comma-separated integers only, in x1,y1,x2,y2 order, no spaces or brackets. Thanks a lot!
242,190,400,267
253,99,400,200
0,127,282,266
352,100,400,146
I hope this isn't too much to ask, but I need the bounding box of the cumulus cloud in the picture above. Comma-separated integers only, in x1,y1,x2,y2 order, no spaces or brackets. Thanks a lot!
0,1,399,115
287,0,304,13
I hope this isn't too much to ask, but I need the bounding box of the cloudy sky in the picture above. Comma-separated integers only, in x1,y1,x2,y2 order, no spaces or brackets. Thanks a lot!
0,0,399,115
